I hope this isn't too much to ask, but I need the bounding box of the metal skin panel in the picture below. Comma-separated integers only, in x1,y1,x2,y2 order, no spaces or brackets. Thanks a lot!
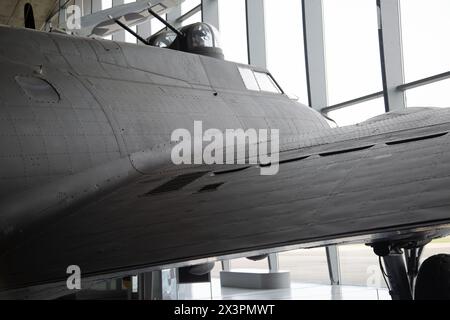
0,26,449,294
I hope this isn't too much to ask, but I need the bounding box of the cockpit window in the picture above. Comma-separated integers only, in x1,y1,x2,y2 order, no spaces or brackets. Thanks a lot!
253,72,281,93
238,67,259,91
149,31,177,48
238,67,282,94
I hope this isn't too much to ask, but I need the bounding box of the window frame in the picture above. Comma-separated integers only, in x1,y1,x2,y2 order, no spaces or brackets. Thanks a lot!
238,67,284,94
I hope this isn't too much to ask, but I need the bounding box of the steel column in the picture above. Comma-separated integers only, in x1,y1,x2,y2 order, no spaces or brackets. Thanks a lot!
268,253,279,272
138,271,163,300
303,1,340,283
325,245,341,285
82,0,91,16
376,0,406,111
91,0,102,13
58,0,66,27
112,0,125,42
302,0,328,110
201,0,219,30
245,0,267,68
137,20,151,44
167,3,182,29
221,260,231,271
74,0,84,17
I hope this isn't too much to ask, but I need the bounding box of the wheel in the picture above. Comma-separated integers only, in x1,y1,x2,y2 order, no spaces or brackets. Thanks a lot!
415,254,450,300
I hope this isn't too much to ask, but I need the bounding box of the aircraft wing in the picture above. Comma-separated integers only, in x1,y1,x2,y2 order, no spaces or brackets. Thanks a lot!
2,108,450,292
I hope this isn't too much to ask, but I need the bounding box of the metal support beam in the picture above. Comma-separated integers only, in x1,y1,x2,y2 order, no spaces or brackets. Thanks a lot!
112,0,125,42
382,254,412,300
92,0,102,13
303,1,339,280
150,8,184,37
112,17,150,44
323,71,450,114
58,0,66,27
245,0,267,68
322,91,384,113
137,20,151,44
74,0,84,16
398,71,450,91
404,246,424,296
82,0,91,16
268,253,279,272
175,5,201,25
325,245,341,285
221,260,231,271
377,0,406,111
138,271,163,300
201,0,219,30
167,3,182,29
302,0,328,111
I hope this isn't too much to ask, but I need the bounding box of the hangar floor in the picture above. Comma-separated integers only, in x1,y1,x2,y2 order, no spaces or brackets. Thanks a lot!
179,279,391,300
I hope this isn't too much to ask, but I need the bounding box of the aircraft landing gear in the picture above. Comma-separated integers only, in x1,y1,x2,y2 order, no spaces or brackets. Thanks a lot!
372,241,428,300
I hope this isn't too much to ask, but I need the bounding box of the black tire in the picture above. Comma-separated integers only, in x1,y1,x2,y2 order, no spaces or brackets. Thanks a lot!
415,254,450,300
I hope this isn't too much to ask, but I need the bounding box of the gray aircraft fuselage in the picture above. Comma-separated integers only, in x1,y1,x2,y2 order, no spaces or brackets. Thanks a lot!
1,25,450,296
0,25,328,231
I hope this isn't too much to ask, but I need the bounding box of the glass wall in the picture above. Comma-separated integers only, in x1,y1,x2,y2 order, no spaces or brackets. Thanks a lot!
323,0,382,105
181,11,202,26
122,0,137,43
327,98,385,127
101,0,113,40
181,0,202,26
102,0,112,9
400,0,450,82
405,80,450,108
264,0,308,104
182,0,201,14
400,0,450,109
339,244,386,288
218,0,248,64
151,13,166,34
124,25,137,43
279,248,330,285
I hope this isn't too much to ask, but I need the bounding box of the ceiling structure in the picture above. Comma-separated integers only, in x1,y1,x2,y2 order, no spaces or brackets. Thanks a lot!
0,0,58,29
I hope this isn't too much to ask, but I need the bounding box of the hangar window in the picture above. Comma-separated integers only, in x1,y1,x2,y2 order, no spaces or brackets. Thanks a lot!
15,76,60,103
238,67,282,94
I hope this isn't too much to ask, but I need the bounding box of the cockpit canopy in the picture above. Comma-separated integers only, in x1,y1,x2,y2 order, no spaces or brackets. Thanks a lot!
186,23,221,50
148,22,224,60
148,30,177,48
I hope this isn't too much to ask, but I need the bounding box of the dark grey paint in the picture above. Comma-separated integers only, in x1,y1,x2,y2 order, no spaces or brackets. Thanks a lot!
0,26,449,294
